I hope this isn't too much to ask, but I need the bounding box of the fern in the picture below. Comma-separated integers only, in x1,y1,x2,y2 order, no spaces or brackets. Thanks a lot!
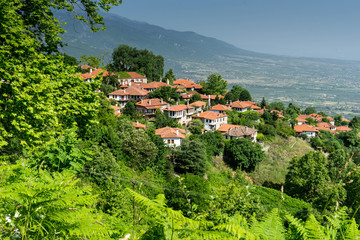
285,213,308,240
305,214,327,240
252,208,286,240
344,218,360,240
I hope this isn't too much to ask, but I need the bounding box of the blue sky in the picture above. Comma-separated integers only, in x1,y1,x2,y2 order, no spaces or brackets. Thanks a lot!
110,0,360,60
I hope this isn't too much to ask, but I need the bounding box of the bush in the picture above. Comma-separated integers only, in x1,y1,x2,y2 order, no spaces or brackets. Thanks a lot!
224,138,265,172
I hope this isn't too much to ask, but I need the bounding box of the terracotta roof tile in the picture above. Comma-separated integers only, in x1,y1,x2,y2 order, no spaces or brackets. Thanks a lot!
294,124,318,133
109,86,149,96
164,104,194,112
230,101,253,109
190,101,207,107
192,111,227,120
336,126,352,132
132,122,146,129
155,127,185,139
210,104,232,111
135,98,167,109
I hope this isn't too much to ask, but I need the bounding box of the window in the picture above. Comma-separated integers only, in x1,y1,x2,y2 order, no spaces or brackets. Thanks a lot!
171,139,174,144
167,139,171,144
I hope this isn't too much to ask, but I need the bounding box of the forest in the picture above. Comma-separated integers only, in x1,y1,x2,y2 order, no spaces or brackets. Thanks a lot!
1,0,360,239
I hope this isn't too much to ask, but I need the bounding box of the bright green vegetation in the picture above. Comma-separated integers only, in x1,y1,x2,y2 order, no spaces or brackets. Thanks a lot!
1,0,360,239
250,136,313,185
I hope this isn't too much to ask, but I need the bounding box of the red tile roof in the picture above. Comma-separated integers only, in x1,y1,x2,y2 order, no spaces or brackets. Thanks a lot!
132,122,146,129
155,127,186,139
192,111,227,120
109,86,149,96
294,124,318,133
201,94,224,100
190,101,207,108
173,78,203,89
164,104,194,112
336,126,352,132
135,98,167,109
210,104,232,111
315,126,336,134
230,101,253,109
140,81,171,89
218,124,257,137
79,68,114,79
122,72,146,79
317,122,335,129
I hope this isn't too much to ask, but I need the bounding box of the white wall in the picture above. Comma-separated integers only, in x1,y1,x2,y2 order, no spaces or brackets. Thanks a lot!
163,138,182,147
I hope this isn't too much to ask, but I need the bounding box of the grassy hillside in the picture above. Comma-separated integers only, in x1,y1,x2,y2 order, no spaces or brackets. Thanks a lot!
249,136,313,185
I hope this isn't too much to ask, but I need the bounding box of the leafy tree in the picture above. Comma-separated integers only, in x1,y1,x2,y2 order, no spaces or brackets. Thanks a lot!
239,89,252,101
110,45,164,82
337,130,360,148
80,54,102,68
149,86,180,102
200,73,227,95
229,85,244,101
275,119,295,137
154,109,179,128
224,138,265,172
173,139,207,175
349,116,360,129
304,106,317,115
285,151,331,203
334,114,349,126
188,119,204,135
162,68,176,85
123,100,140,119
286,103,301,118
62,53,78,66
0,163,109,239
269,102,285,112
6,0,121,54
189,93,202,103
199,131,225,157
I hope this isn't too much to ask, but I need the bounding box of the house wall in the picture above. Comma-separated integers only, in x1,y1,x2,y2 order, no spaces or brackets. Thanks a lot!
163,138,182,147
202,116,228,131
303,131,316,138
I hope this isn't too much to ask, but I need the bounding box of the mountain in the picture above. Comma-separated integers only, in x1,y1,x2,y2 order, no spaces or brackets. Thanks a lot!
58,11,360,117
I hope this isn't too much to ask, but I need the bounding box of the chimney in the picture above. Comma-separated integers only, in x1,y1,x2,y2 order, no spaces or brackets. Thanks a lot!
197,113,199,116
90,68,92,73
123,89,126,93
176,130,179,136
141,99,143,104
167,103,170,109
149,99,151,105
187,100,189,106
136,120,139,125
245,126,248,132
129,82,131,86
228,127,232,134
161,98,163,104
176,101,178,105
167,78,169,85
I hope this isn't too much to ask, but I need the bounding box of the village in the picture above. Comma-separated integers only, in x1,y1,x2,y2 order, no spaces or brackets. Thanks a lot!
79,65,359,149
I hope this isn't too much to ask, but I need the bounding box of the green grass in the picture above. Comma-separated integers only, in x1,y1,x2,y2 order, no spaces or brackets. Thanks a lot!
249,136,313,185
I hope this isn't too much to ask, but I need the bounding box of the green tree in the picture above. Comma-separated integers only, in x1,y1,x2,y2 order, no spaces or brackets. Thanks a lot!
275,120,295,137
123,100,140,119
189,93,202,103
80,54,102,68
224,138,265,172
188,119,204,135
239,89,252,101
149,86,180,102
304,106,317,115
349,116,360,129
62,53,78,66
285,151,331,203
110,45,164,82
173,139,207,175
162,68,176,85
200,73,228,95
260,97,267,109
269,102,285,112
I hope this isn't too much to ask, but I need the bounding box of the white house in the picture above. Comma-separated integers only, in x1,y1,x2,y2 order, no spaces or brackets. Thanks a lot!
190,101,206,113
118,72,148,85
210,104,232,114
218,124,257,142
108,86,149,108
192,111,228,131
294,124,318,138
135,98,168,116
155,127,185,147
163,104,195,126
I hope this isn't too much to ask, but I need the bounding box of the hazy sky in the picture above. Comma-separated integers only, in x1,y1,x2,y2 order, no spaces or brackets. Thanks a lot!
109,0,360,61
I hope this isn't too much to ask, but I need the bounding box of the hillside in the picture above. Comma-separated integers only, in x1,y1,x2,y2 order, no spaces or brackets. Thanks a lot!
59,11,360,117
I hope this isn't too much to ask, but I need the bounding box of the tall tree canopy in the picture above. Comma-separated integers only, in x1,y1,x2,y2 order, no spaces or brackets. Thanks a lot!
200,73,228,95
110,45,164,82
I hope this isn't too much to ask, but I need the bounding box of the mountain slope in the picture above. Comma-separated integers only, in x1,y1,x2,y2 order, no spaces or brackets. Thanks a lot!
59,11,360,117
